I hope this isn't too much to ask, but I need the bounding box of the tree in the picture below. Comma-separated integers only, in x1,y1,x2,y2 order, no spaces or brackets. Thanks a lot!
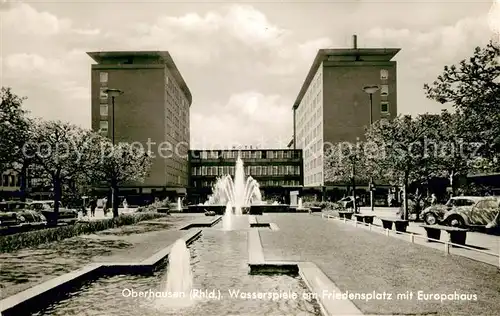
365,115,439,219
324,141,371,186
429,110,482,195
0,87,29,174
87,136,152,218
28,121,94,218
424,41,500,167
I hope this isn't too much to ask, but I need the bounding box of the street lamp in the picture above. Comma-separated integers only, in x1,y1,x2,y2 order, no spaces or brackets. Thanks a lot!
104,88,123,216
104,89,123,146
363,85,380,212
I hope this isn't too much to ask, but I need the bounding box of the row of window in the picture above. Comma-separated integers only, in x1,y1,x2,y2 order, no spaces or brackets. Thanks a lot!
99,72,110,137
194,150,301,160
1,174,20,188
168,159,188,172
298,69,322,116
305,172,323,186
165,71,188,108
305,155,323,171
166,172,187,186
191,165,301,177
194,179,301,188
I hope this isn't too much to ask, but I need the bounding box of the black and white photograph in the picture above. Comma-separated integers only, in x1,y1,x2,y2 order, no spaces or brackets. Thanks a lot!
1,0,500,315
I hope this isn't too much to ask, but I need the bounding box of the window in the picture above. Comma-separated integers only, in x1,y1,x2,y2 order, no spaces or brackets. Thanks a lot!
100,104,108,116
380,84,389,96
380,69,389,80
273,166,278,175
99,120,108,133
380,102,389,113
99,87,108,101
100,72,108,83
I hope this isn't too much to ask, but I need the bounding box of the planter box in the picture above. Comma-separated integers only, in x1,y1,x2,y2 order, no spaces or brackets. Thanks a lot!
157,207,170,214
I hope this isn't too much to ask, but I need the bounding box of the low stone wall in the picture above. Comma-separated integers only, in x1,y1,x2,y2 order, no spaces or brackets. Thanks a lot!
250,205,290,213
187,205,226,214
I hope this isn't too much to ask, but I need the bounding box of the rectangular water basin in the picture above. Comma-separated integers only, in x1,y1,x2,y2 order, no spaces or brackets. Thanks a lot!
32,229,321,316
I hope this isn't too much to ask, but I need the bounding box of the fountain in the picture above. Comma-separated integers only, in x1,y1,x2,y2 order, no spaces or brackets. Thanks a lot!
206,155,262,215
177,197,182,212
188,153,291,214
156,238,193,308
222,202,233,230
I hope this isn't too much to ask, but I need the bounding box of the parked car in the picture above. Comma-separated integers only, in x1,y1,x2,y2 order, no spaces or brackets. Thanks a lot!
442,196,500,229
27,200,78,225
0,201,47,231
337,196,362,209
420,196,483,225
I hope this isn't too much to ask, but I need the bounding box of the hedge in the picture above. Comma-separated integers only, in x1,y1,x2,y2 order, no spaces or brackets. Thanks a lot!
0,212,166,253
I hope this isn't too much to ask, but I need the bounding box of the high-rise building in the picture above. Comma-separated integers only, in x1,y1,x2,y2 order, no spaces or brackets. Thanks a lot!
87,51,192,196
292,36,400,187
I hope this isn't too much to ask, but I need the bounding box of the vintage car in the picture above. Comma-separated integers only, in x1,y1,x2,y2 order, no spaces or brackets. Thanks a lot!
0,201,47,232
441,196,500,229
27,200,78,225
419,196,483,225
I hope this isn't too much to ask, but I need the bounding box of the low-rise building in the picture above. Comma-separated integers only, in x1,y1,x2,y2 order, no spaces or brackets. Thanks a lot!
188,149,303,204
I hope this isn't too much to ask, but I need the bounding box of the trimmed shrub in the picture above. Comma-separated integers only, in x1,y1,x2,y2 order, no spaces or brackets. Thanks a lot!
0,212,166,253
143,198,170,212
320,201,344,211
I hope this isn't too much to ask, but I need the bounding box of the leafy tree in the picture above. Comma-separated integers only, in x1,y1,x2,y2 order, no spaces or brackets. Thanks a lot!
365,115,439,219
28,121,94,218
86,136,152,217
424,41,500,167
324,142,370,186
0,88,38,201
0,88,29,172
429,110,483,195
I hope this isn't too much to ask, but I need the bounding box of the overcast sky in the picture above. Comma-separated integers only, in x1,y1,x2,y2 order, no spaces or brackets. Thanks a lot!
1,0,498,149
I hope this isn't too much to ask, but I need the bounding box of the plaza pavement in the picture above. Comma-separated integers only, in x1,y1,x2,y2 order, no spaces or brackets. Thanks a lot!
0,213,205,299
354,207,500,266
257,213,500,315
88,213,207,263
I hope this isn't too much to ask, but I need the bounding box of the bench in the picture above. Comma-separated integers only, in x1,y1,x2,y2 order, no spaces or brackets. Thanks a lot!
338,211,354,220
378,217,409,232
354,214,375,224
420,224,468,245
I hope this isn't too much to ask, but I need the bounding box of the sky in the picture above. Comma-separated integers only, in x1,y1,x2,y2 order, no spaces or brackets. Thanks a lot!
1,0,499,149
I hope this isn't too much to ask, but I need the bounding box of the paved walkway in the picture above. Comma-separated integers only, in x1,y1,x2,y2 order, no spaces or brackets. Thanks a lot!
350,207,500,266
87,214,201,263
258,213,500,315
0,214,203,299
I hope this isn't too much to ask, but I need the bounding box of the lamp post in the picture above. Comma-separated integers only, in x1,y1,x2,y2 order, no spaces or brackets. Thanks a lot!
363,85,380,211
104,88,123,217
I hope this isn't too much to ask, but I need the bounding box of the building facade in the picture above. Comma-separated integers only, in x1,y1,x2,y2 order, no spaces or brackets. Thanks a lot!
0,170,21,199
87,51,191,197
292,36,400,189
188,149,303,204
